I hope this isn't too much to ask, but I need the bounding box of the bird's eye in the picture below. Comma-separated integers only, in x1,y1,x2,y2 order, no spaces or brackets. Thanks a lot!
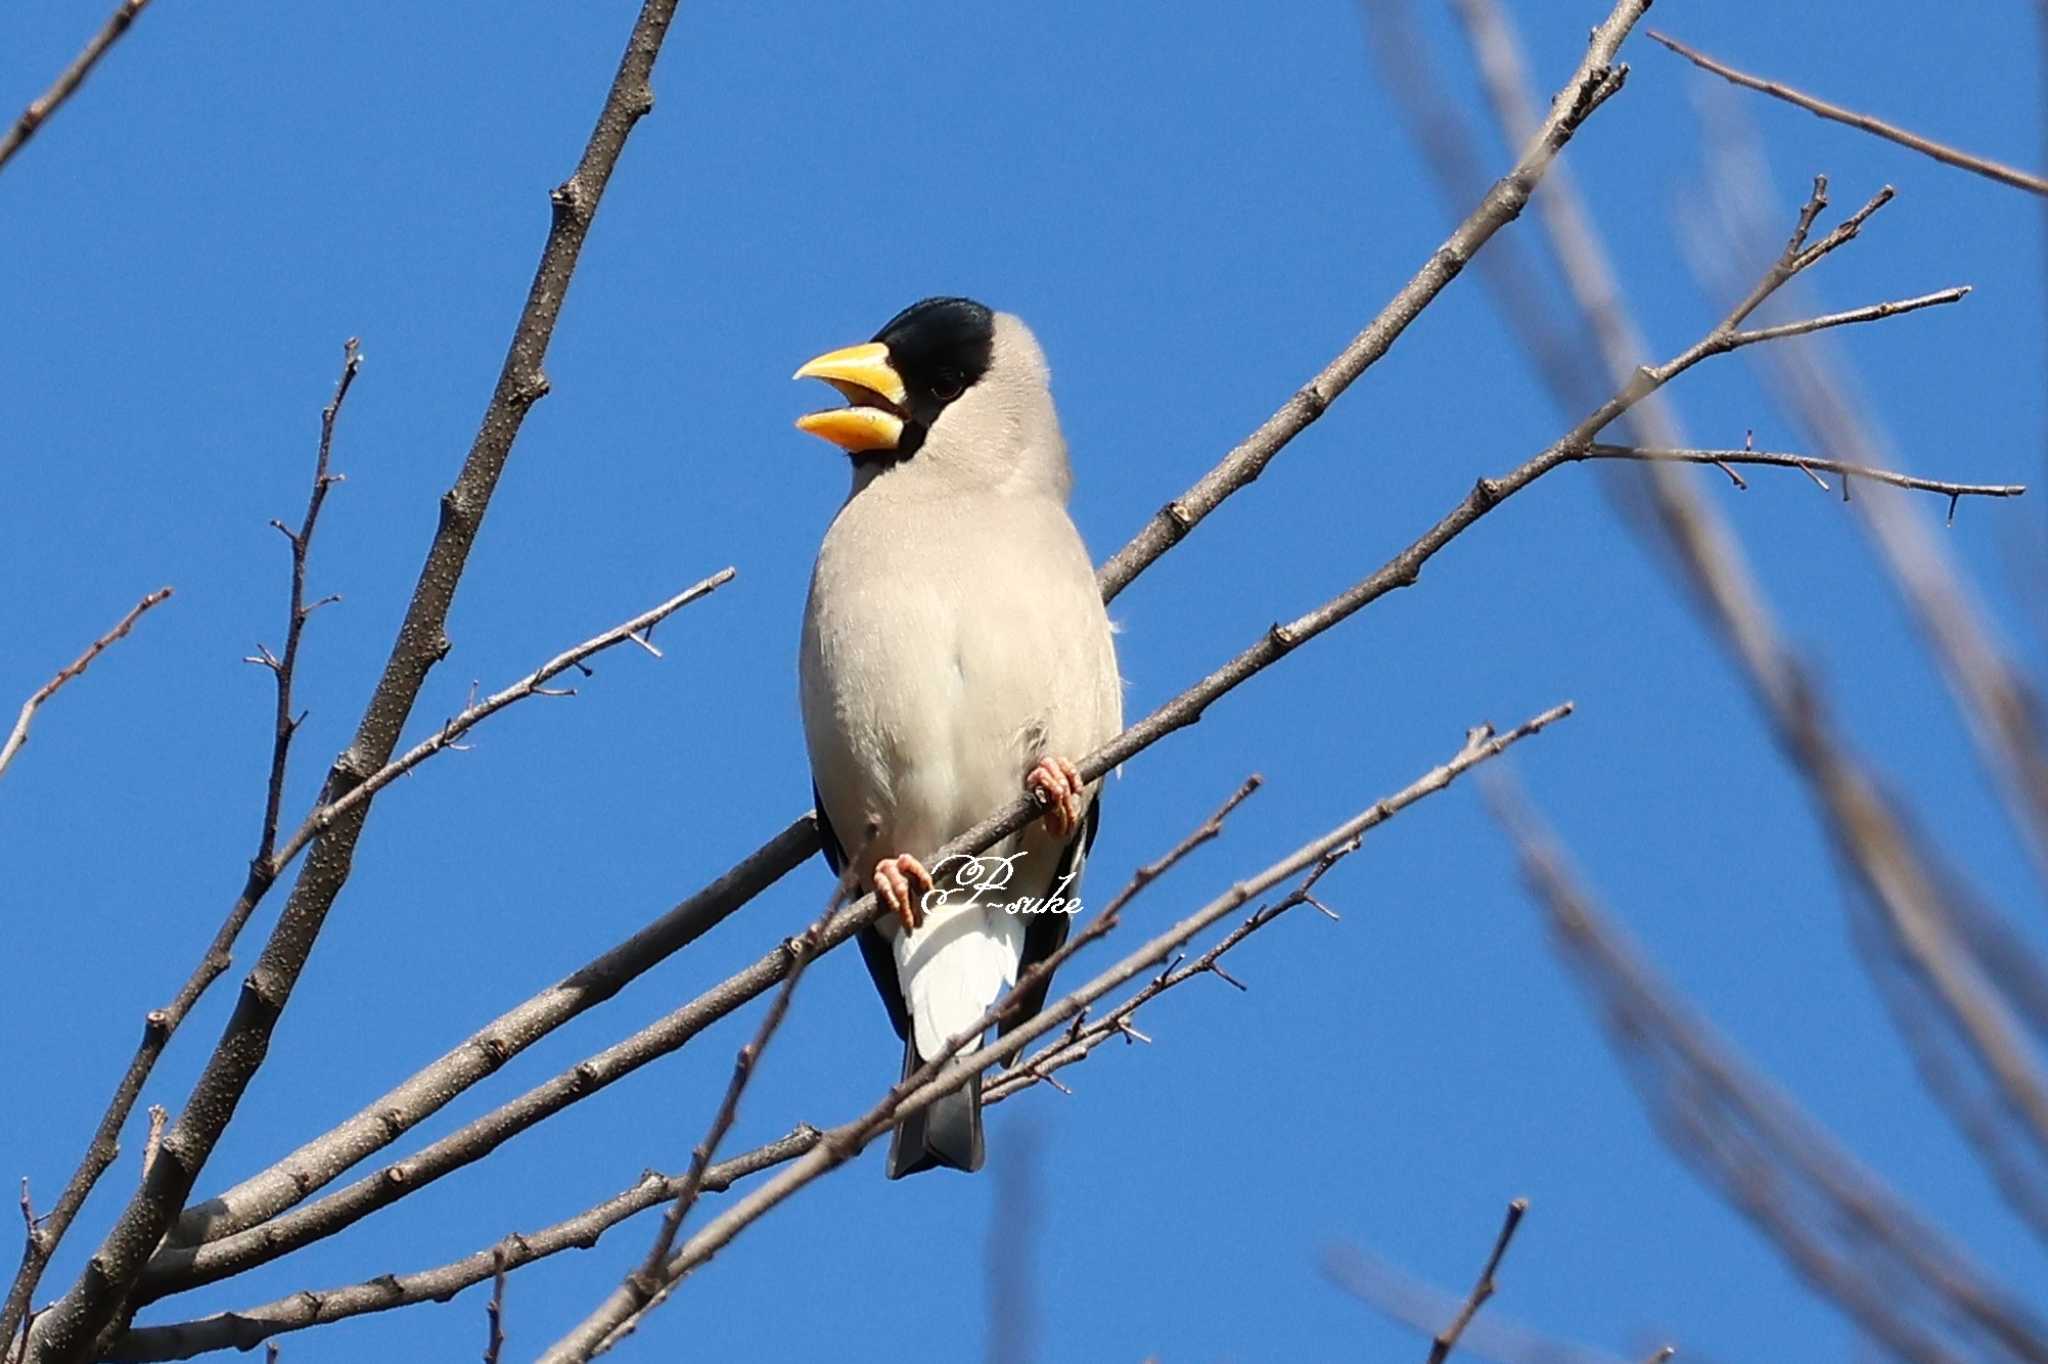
931,371,963,402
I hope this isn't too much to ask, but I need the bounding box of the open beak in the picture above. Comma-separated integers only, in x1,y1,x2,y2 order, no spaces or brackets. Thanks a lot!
793,342,908,454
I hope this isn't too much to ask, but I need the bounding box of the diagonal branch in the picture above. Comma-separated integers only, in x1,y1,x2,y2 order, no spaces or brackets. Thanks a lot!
1427,1198,1527,1364
1492,785,2048,1364
0,588,172,786
0,0,154,175
252,339,360,866
1096,0,1646,600
1647,30,2048,198
150,0,1655,1249
546,707,1573,1360
139,179,1962,1313
1,342,361,1348
0,585,172,1339
112,709,1557,1362
24,0,690,1355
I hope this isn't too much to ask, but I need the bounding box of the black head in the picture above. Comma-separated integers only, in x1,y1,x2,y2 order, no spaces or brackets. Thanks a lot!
872,297,996,457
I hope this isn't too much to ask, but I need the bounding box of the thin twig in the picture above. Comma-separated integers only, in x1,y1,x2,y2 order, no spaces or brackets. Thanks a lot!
1576,444,2022,501
542,707,1572,1361
1430,1200,1527,1364
25,0,692,1353
0,346,360,1347
0,0,154,174
0,587,172,784
481,1249,505,1364
615,898,838,1316
1647,31,2048,198
1095,0,1649,600
253,339,360,867
266,568,734,873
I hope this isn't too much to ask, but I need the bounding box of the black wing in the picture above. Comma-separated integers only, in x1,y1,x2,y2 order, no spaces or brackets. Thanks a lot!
816,781,911,1041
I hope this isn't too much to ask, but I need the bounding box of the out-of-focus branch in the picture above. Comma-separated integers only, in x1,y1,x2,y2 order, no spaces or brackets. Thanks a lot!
1492,786,2048,1364
1437,9,2047,1350
1683,111,2048,1244
540,709,1571,1362
26,0,691,1354
1096,0,1648,600
0,587,172,785
0,0,154,175
1324,1239,1632,1364
1647,30,2048,198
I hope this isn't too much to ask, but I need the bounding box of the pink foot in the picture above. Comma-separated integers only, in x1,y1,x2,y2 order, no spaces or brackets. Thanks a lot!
1026,755,1086,838
872,854,934,932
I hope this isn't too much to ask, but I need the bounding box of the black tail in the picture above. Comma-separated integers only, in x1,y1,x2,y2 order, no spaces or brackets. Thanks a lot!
886,1030,983,1178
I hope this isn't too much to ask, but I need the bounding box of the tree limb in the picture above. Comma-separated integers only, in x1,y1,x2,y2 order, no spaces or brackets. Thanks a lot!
1491,783,2048,1364
0,0,154,175
0,588,172,786
1096,0,1649,600
24,0,689,1354
545,707,1573,1361
1647,30,2048,198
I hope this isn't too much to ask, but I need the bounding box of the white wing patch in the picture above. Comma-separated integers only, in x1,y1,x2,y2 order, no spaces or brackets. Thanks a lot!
895,904,1027,1062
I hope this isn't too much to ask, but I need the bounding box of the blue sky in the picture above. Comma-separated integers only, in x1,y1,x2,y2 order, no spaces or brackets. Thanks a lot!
4,2,2044,1360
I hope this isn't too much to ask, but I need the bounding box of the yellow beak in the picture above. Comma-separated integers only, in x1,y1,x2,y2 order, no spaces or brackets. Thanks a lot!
792,342,907,453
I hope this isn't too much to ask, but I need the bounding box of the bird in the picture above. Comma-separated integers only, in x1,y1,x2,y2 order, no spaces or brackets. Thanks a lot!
793,297,1122,1178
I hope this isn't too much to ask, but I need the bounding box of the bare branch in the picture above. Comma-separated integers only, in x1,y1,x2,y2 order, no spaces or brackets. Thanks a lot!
1575,444,2023,503
168,815,816,1250
1095,0,1651,600
107,1130,824,1361
542,706,1573,1360
255,339,360,867
0,341,366,1346
482,1249,504,1364
1324,1240,1629,1364
0,584,173,1341
1429,1198,1527,1364
611,897,838,1324
1647,31,2048,198
0,0,154,175
1491,785,2048,1364
0,587,172,785
25,0,692,1352
266,568,734,874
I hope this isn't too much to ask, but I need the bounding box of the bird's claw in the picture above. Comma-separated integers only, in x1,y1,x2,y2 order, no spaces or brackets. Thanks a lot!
873,854,934,933
1026,755,1086,838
